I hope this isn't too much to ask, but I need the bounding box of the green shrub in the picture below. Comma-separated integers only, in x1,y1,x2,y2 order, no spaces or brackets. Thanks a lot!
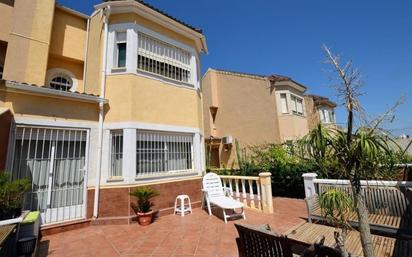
130,186,159,214
0,172,31,220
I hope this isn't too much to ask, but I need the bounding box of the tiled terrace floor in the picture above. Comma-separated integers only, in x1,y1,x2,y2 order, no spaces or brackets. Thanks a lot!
38,197,307,257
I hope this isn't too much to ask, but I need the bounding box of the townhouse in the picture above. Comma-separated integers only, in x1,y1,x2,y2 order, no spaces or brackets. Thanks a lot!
202,69,336,168
0,0,207,226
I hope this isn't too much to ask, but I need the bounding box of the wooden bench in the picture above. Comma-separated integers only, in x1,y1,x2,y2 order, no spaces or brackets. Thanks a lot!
286,222,412,257
306,188,412,238
235,223,343,257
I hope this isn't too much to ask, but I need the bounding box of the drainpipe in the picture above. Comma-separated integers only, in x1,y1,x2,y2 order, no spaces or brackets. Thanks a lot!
93,6,111,219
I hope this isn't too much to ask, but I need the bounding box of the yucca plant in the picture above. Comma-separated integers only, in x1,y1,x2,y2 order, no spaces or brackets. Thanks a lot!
319,189,354,257
130,186,159,214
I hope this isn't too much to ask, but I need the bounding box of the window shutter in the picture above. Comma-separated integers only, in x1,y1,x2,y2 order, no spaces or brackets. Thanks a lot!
280,94,288,113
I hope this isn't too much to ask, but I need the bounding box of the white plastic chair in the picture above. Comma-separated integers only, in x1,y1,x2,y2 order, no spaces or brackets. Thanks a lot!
202,172,246,223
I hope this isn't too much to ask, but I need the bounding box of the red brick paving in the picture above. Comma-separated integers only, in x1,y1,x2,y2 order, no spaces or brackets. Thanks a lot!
38,197,307,257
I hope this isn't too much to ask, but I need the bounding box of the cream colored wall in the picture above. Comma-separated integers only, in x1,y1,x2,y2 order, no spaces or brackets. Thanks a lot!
0,1,14,42
203,70,283,167
3,0,55,86
304,96,319,131
277,115,309,142
104,74,203,128
0,86,98,122
49,8,87,62
47,56,85,92
84,12,103,95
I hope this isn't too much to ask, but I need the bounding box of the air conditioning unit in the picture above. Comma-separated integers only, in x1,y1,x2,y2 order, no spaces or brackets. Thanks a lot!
222,135,233,145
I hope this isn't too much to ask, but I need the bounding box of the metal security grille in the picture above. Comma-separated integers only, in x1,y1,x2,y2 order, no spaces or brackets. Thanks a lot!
137,33,192,84
136,131,193,177
10,126,88,224
109,130,123,178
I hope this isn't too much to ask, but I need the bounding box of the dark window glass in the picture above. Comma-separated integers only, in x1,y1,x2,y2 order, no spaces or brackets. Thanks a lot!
117,43,126,68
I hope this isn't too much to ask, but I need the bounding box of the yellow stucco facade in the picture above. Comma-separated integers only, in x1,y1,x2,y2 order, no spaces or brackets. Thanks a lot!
202,69,320,168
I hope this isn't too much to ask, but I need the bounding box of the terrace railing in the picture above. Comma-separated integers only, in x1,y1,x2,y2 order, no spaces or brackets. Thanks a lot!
219,172,273,214
302,173,412,218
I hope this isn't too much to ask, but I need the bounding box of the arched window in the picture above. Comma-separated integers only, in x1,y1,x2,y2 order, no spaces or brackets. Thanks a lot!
49,75,73,91
46,68,78,92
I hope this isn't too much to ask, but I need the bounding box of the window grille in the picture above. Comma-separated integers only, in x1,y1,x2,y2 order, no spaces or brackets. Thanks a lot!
10,126,87,224
137,33,192,85
280,93,288,114
49,75,73,92
116,32,127,68
109,131,123,178
136,131,193,177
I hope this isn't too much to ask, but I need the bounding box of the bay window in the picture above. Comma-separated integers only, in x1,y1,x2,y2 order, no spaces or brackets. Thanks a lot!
136,131,193,177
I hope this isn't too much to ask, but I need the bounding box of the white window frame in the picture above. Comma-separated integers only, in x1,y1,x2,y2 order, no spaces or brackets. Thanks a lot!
46,68,78,92
107,23,199,90
290,94,304,116
114,31,127,69
279,93,288,114
109,130,123,179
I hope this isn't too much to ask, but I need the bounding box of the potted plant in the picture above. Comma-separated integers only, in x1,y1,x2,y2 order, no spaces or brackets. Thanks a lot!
130,186,159,226
0,172,30,221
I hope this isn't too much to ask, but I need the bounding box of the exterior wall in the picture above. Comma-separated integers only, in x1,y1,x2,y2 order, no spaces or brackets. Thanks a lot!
49,7,87,62
3,0,55,85
105,74,202,128
0,109,12,170
203,70,282,167
0,0,14,42
87,177,202,223
84,11,104,95
304,96,319,131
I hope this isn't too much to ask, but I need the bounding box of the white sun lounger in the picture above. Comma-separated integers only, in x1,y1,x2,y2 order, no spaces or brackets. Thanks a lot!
202,172,246,223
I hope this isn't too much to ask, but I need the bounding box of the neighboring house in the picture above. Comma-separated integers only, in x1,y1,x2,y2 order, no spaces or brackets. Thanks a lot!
304,94,337,130
0,0,207,226
202,68,334,168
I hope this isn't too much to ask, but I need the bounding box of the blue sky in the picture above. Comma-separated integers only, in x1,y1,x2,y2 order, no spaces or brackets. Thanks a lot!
59,0,412,135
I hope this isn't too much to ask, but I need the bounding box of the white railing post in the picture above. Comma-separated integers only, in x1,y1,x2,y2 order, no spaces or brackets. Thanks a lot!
302,173,318,198
259,172,273,214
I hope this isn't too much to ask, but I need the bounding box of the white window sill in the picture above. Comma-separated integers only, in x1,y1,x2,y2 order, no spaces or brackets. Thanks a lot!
107,177,124,182
111,67,127,73
135,170,198,181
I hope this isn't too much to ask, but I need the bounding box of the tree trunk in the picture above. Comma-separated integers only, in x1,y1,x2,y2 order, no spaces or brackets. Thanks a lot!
334,230,349,257
352,184,375,257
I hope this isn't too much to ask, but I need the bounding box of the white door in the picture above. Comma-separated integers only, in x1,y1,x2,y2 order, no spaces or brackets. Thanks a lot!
10,126,88,225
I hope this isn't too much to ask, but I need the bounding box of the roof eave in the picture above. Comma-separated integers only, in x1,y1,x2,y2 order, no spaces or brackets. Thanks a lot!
5,81,108,104
95,1,207,53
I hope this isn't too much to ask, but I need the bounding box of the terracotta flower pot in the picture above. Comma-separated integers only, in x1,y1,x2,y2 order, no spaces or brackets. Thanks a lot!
137,211,154,226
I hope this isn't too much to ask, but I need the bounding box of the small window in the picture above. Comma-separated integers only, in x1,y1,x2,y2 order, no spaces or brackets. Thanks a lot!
0,65,3,79
291,95,304,116
280,93,288,114
49,75,73,92
116,32,127,68
110,131,123,178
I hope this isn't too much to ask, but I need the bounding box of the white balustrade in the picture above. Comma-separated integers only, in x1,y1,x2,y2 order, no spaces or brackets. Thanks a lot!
219,173,273,213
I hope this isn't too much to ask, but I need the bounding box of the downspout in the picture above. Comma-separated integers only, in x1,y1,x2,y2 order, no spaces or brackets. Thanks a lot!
93,6,111,219
82,17,90,92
